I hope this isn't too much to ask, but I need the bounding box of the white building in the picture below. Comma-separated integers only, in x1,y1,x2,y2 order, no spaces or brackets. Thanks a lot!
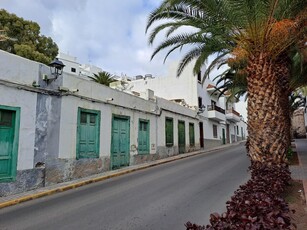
0,50,202,196
114,60,245,149
57,52,102,79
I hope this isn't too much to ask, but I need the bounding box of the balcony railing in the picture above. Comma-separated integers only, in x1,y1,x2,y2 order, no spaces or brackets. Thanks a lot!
226,108,240,117
207,105,225,114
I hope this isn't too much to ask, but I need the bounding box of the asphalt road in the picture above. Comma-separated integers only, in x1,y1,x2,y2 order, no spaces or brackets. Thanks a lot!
0,143,250,230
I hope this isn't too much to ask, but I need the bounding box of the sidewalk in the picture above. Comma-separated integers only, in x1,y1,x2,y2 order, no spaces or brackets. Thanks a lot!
0,141,246,209
289,139,307,204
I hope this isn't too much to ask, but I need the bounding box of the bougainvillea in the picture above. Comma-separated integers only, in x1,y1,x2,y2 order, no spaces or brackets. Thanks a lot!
185,162,294,230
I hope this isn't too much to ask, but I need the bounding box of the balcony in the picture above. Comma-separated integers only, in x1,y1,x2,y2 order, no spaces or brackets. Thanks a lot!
207,105,226,121
226,108,241,122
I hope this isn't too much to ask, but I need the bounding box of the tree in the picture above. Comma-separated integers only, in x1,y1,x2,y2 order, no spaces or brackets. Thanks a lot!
146,0,307,165
0,9,58,65
88,71,116,86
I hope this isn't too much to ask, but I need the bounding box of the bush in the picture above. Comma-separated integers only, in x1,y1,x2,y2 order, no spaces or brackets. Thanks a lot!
287,148,293,161
185,162,294,230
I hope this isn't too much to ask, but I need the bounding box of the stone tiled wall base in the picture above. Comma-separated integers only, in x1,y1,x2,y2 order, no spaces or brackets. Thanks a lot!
203,139,223,150
0,168,45,197
131,154,161,165
45,157,110,186
156,146,179,158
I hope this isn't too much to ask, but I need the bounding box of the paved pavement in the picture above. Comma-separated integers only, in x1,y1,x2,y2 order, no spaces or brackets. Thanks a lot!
0,141,246,209
290,139,307,204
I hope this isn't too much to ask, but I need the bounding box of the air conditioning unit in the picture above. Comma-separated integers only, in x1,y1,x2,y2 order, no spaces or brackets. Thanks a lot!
135,75,143,80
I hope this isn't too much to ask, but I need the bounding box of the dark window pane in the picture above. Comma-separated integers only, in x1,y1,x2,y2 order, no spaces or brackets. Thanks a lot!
80,112,87,124
0,110,13,126
143,122,147,131
90,114,96,124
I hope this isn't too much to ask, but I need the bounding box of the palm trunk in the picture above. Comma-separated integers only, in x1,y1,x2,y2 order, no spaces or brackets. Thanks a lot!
246,53,291,165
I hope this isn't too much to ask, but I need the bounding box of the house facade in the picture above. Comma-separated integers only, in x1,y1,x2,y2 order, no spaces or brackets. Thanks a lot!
115,60,246,149
0,50,203,196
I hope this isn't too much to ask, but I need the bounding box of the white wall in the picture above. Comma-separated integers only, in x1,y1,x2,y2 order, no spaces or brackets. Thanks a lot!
0,85,37,170
58,52,80,76
127,61,198,107
0,50,40,84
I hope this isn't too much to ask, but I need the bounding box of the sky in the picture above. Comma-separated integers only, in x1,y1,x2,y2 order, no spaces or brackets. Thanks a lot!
1,0,170,77
0,0,247,120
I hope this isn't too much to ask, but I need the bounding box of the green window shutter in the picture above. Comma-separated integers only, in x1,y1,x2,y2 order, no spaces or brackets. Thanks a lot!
77,108,100,159
189,123,195,146
178,121,185,154
165,117,173,146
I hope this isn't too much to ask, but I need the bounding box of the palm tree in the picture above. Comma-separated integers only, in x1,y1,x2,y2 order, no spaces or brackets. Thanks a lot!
88,71,116,86
146,0,306,165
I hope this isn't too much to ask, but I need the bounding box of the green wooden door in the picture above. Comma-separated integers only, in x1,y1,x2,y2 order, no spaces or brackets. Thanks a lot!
138,120,149,154
0,107,19,182
77,108,100,159
222,128,226,144
178,121,185,154
189,123,195,146
111,116,130,169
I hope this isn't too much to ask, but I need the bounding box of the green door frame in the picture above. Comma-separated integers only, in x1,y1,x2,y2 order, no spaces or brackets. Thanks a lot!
138,119,150,155
0,105,20,182
111,115,130,169
76,107,101,159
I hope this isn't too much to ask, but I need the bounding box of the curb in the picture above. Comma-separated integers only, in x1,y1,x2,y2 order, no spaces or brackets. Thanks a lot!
0,141,245,209
293,141,307,205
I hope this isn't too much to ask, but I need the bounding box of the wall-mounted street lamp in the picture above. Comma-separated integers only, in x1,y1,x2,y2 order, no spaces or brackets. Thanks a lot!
197,105,206,115
43,58,65,84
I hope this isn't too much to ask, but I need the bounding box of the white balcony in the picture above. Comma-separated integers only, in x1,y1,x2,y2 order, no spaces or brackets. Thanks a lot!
207,105,226,122
226,109,241,122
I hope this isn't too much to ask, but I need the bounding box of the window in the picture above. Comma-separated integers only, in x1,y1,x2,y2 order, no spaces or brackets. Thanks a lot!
71,67,76,73
0,110,13,126
189,123,195,146
198,97,203,108
197,71,201,82
237,126,239,135
77,108,100,159
213,124,218,138
165,117,174,146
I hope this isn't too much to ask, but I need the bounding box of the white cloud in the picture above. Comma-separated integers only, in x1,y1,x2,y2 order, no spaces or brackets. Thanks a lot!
1,0,169,76
0,0,233,81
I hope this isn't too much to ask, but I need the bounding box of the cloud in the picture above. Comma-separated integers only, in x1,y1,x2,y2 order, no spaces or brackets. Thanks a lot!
0,0,230,79
1,0,170,76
